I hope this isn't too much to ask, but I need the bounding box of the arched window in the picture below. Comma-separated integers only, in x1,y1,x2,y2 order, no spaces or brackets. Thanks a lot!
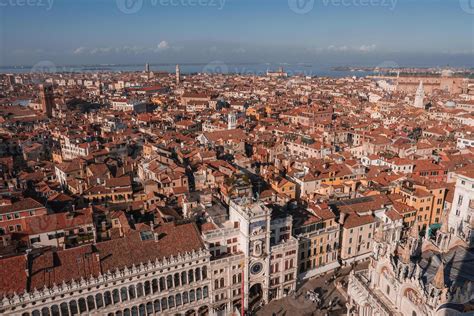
30,311,38,316
129,285,136,300
78,298,87,313
60,302,69,316
220,278,224,288
144,281,151,295
196,288,202,300
166,275,173,289
131,306,138,316
41,307,50,316
136,283,144,297
95,293,104,309
113,289,120,304
121,287,128,301
104,291,112,306
138,304,146,316
214,279,219,289
51,305,60,316
168,296,175,308
174,273,180,287
202,266,207,279
153,299,161,312
69,300,78,315
238,273,242,283
189,289,195,302
159,277,166,291
146,302,153,315
195,267,201,281
232,275,237,284
115,312,122,316
188,269,194,283
87,295,95,311
123,309,130,316
176,293,182,306
161,298,168,310
203,286,209,298
182,291,189,304
181,271,187,285
412,312,417,316
152,279,159,293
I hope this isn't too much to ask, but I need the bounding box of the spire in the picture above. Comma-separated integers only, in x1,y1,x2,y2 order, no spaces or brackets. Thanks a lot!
176,64,180,85
417,80,424,91
399,244,411,264
409,223,420,239
374,224,384,242
433,261,446,289
414,80,425,108
440,210,449,234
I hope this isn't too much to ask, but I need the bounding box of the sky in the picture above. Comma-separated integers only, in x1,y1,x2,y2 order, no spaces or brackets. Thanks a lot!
0,0,473,67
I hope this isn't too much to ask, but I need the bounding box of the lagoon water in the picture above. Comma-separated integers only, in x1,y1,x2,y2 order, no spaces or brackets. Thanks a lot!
0,63,374,78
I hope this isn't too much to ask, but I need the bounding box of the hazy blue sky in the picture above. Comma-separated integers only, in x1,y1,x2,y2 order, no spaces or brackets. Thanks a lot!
0,0,473,66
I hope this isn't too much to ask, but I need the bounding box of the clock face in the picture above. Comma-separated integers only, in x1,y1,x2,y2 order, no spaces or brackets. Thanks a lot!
250,262,263,275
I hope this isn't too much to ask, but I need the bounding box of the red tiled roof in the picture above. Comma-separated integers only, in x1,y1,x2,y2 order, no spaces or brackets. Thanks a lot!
0,255,28,296
96,222,204,273
0,198,44,215
343,214,375,229
0,222,204,297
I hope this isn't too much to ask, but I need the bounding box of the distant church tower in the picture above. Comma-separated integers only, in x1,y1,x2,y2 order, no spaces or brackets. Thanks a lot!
176,64,180,84
145,63,150,73
39,84,54,118
414,81,425,108
228,112,236,130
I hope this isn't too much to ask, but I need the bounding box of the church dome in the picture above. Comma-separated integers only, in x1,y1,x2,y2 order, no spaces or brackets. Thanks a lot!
445,101,456,108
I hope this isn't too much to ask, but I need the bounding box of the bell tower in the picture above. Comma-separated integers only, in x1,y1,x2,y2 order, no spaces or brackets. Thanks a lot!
176,64,180,85
414,81,425,108
39,84,54,118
